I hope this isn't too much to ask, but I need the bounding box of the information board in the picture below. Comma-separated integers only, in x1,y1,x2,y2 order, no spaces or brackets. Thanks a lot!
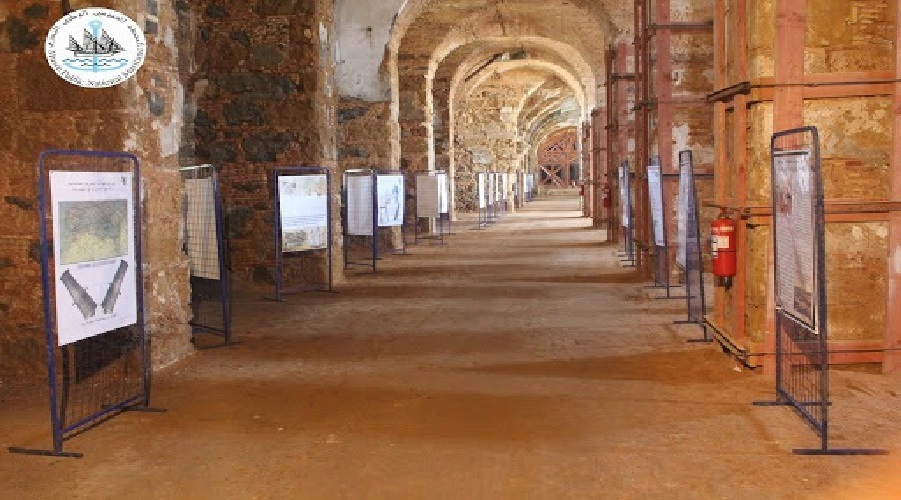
278,174,328,252
347,175,374,236
50,171,137,346
377,174,405,227
773,149,817,325
416,174,441,218
676,154,692,268
647,163,665,247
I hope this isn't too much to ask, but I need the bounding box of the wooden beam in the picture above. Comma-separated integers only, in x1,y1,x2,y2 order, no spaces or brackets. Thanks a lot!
885,6,901,373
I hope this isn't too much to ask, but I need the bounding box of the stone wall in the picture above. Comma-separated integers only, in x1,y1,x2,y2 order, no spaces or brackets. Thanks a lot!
185,0,339,287
0,0,191,382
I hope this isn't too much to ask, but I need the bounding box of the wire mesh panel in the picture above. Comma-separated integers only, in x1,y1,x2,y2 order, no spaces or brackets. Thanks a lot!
273,167,333,300
619,161,635,266
756,127,885,455
674,151,709,340
9,150,160,458
180,165,231,346
343,169,380,273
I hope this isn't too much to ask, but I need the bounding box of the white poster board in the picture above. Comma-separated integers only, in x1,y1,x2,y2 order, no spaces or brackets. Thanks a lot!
502,173,509,201
438,172,449,214
377,174,405,227
478,173,487,209
184,177,220,280
488,173,496,205
416,174,441,218
647,164,665,247
51,171,137,346
619,163,631,229
676,154,692,268
774,150,816,325
278,174,328,252
347,175,374,236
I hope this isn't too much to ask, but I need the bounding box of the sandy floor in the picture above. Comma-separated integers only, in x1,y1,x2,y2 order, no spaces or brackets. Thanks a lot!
2,196,900,499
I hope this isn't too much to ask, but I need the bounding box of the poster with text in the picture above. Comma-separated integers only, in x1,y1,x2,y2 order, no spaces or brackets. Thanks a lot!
184,177,220,280
478,173,487,209
647,164,665,247
488,173,496,204
773,150,816,325
676,153,692,268
278,175,328,252
416,174,441,218
501,173,509,200
377,174,405,227
619,163,630,229
347,175,374,236
438,173,449,214
51,171,137,346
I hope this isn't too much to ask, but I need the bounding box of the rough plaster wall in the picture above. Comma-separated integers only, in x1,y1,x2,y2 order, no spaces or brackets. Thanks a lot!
748,0,774,80
0,0,191,381
334,0,403,101
805,0,895,75
826,222,888,342
187,0,338,287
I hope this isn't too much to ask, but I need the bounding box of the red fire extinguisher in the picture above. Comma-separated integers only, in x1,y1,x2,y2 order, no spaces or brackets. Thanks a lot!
601,183,611,208
711,209,737,283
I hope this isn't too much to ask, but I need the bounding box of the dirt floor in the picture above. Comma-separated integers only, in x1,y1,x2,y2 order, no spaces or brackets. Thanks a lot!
2,196,901,499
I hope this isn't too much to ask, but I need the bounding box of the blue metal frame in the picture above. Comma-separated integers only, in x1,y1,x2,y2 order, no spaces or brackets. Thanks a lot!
754,127,886,455
180,165,233,346
9,149,160,459
273,167,334,301
674,151,711,342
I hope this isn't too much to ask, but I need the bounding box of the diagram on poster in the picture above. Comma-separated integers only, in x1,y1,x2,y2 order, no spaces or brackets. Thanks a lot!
377,174,404,227
184,177,220,279
478,173,487,209
278,175,328,252
416,174,441,218
647,164,665,247
51,171,137,346
774,150,816,325
347,175,374,236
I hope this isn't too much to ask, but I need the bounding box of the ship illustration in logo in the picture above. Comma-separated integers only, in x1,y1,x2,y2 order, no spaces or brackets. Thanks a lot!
62,20,130,72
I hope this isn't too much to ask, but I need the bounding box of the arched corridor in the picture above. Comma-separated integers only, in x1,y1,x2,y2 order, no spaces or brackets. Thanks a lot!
3,196,901,497
2,0,901,495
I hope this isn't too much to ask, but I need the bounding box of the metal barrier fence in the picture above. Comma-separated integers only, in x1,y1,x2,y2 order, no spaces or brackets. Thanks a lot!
180,165,232,346
618,160,636,267
754,127,885,455
9,150,163,458
272,167,334,300
673,151,710,342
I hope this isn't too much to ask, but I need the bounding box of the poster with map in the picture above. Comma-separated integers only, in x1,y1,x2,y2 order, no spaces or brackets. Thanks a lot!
50,171,137,346
278,175,328,252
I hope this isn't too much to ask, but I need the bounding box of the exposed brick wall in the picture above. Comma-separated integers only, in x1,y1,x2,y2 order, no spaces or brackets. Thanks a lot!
185,0,339,287
0,0,191,381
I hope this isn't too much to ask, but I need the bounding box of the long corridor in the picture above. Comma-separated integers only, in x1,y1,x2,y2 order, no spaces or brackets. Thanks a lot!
2,197,901,499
